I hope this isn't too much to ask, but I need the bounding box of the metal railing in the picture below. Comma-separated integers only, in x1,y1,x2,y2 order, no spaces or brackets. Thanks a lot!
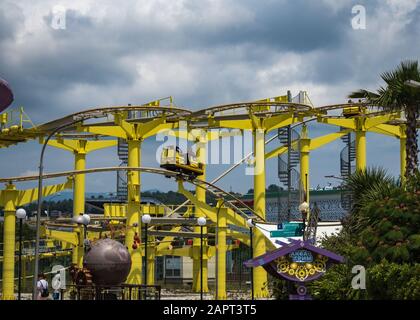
61,284,161,300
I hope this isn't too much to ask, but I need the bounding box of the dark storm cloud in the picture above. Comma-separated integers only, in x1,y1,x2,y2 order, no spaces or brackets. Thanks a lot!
0,2,24,42
1,0,418,121
0,0,418,192
90,0,350,54
308,0,420,86
0,7,139,121
218,0,349,52
0,0,355,121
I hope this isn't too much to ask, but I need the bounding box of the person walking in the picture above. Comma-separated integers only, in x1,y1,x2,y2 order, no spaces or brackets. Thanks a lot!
36,273,49,300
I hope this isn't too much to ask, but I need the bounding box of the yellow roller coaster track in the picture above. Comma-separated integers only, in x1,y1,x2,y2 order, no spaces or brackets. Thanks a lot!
0,166,264,222
0,97,412,300
0,105,192,147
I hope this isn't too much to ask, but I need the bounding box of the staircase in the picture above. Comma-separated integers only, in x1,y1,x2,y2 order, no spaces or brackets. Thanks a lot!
277,126,301,222
277,127,300,185
116,139,128,200
340,132,356,178
340,132,355,211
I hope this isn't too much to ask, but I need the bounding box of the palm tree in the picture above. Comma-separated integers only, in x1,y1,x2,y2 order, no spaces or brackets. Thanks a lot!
345,167,396,210
349,60,420,178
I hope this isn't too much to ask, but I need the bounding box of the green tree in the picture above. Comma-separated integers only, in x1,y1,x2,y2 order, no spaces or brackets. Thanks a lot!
267,184,282,193
349,60,420,178
343,167,398,234
308,168,420,299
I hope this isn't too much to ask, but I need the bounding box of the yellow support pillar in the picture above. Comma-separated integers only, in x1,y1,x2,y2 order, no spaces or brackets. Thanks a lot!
72,227,84,267
193,134,209,293
47,138,117,267
1,184,17,300
0,180,71,300
216,204,227,300
355,124,367,171
126,139,142,285
73,151,86,215
146,236,155,285
72,151,86,267
252,129,268,298
77,114,174,286
300,125,310,204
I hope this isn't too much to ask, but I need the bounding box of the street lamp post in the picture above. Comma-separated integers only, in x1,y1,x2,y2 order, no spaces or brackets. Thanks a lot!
246,218,254,300
33,116,91,300
299,201,309,221
73,213,90,253
197,217,206,300
82,214,90,252
16,208,27,300
141,214,152,293
299,201,310,238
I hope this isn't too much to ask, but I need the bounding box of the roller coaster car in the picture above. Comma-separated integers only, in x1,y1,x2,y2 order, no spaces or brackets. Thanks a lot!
342,106,365,118
160,146,204,177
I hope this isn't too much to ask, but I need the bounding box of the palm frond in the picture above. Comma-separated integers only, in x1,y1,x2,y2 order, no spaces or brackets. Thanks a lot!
345,167,397,213
351,60,420,111
348,89,379,100
347,60,420,177
343,167,398,234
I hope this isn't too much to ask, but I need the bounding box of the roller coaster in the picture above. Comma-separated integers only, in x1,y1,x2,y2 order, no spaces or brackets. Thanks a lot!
0,92,414,300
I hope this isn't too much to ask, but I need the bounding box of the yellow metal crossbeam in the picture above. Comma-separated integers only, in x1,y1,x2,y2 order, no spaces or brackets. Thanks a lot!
317,116,356,130
309,129,351,150
365,112,400,129
13,179,73,206
45,228,79,246
369,123,402,138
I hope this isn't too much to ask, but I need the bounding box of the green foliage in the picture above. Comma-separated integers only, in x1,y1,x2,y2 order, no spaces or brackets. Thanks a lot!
345,167,397,211
310,260,420,300
267,184,284,193
354,186,420,265
310,264,367,300
23,199,74,216
367,261,420,299
296,168,420,299
342,168,399,236
272,278,290,300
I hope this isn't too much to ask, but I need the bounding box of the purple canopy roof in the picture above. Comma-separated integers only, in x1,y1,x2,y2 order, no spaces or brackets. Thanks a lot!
244,239,345,282
244,239,345,268
0,78,13,112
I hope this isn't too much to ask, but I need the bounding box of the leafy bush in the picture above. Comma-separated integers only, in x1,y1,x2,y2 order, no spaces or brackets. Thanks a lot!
275,168,420,300
367,261,420,299
310,260,420,300
354,181,420,265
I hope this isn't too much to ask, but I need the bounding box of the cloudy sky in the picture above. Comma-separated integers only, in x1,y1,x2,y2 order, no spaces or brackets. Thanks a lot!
0,0,419,195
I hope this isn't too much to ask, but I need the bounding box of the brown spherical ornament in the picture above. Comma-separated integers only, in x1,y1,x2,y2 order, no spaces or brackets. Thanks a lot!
83,238,132,286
